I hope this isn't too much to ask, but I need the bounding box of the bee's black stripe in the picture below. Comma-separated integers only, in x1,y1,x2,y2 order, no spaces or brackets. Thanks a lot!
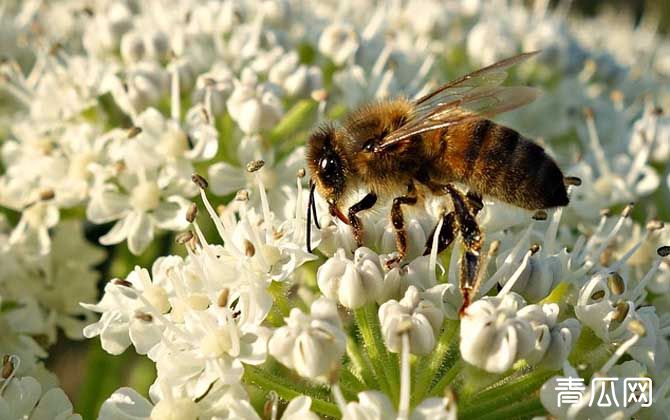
464,119,492,175
487,126,520,189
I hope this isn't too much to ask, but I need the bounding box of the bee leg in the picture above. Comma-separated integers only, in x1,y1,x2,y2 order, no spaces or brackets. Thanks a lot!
347,192,378,247
387,184,418,266
466,190,484,216
422,211,457,256
443,185,483,317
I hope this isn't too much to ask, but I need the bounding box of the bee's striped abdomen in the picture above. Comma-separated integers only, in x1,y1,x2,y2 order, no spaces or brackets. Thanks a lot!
444,119,568,210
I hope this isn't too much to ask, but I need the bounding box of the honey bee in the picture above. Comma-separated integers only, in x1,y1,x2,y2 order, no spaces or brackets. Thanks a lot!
305,52,572,314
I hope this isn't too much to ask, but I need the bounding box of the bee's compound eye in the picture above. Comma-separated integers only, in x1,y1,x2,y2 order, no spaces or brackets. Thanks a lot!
320,156,336,171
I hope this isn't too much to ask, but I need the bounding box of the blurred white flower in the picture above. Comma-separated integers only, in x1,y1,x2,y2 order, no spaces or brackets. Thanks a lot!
226,69,283,134
0,375,80,420
268,297,345,380
319,23,359,66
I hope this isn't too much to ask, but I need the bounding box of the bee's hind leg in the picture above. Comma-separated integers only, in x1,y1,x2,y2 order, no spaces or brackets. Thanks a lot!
386,183,418,267
419,178,484,317
348,192,377,247
444,185,484,317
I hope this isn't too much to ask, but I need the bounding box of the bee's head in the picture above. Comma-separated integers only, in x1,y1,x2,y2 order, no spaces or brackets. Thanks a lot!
306,124,349,205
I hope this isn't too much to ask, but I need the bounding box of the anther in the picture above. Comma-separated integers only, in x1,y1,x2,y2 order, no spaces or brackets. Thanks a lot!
628,320,647,337
532,210,548,221
39,189,55,201
530,244,541,254
203,77,216,87
235,190,250,201
396,319,413,335
134,311,153,322
612,301,629,323
127,126,142,138
646,220,664,231
112,278,133,288
658,246,670,257
488,240,501,256
114,161,126,173
186,202,198,223
582,107,595,119
175,231,194,244
600,208,612,217
49,42,63,55
246,159,265,172
297,168,306,178
243,239,255,257
1,356,12,379
607,272,625,295
191,173,208,189
591,290,606,300
311,89,329,102
652,107,664,116
622,202,634,218
564,176,582,186
610,90,624,104
218,288,229,307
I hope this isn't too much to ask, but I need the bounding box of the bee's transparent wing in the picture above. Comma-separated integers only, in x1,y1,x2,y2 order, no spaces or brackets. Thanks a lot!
374,52,541,152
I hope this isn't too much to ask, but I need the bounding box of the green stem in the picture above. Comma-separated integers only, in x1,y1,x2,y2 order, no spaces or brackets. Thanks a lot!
467,396,546,420
429,359,464,397
413,320,459,404
339,368,365,399
458,368,556,419
243,365,339,418
354,305,395,399
268,99,317,144
346,337,377,389
268,281,291,317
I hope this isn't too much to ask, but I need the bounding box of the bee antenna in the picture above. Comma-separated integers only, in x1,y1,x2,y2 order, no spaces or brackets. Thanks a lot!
306,180,316,253
311,184,321,230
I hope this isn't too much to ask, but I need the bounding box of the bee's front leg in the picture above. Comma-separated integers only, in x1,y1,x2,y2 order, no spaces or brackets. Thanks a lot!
347,192,377,247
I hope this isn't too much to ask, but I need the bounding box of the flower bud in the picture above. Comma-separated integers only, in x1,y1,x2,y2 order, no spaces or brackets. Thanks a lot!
317,248,383,309
379,286,443,355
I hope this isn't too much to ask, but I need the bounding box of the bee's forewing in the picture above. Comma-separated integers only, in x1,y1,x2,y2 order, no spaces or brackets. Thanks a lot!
374,51,541,152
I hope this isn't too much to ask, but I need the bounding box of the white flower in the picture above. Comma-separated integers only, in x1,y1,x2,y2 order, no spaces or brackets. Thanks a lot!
467,18,518,66
342,391,456,420
630,107,670,164
319,23,359,66
460,292,534,373
82,260,182,355
226,69,283,134
379,286,443,355
317,248,384,309
268,297,345,380
0,375,80,420
86,170,191,255
99,382,252,420
269,51,323,97
516,304,581,369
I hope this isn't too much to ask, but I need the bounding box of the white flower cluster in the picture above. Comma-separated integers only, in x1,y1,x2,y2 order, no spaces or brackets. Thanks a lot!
0,0,670,419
